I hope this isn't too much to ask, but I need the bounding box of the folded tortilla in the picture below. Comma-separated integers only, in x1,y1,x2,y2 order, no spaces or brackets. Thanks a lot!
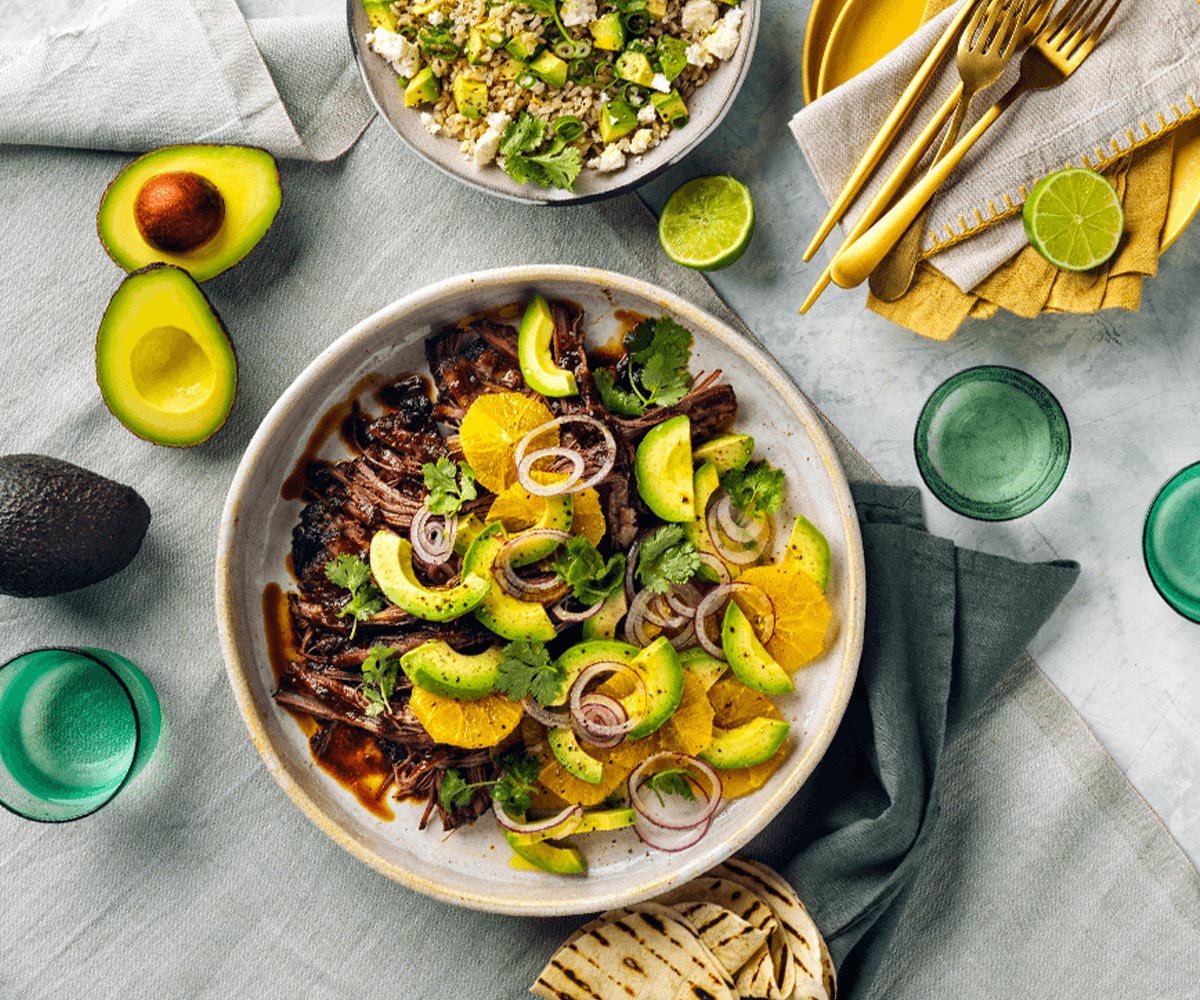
668,900,772,975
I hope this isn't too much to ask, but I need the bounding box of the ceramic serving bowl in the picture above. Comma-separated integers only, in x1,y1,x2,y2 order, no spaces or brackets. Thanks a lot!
347,0,760,204
215,266,865,915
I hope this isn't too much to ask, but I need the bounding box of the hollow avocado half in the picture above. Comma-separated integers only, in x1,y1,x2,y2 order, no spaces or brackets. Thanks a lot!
96,264,238,448
97,145,281,283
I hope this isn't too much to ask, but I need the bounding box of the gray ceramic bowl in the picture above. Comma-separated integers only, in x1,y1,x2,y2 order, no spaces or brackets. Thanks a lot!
347,0,760,204
216,266,864,914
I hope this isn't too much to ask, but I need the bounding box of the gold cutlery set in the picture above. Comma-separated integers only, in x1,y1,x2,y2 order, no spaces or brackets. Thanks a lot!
802,0,1126,312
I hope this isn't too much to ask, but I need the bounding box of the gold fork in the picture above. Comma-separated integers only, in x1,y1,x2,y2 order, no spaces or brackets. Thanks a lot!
870,0,1035,302
831,0,1127,290
800,0,1057,315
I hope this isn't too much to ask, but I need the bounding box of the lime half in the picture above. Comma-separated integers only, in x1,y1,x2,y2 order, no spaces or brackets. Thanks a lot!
658,175,755,271
1023,168,1124,272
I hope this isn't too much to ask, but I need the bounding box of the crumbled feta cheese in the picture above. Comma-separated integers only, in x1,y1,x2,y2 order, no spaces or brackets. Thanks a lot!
685,41,711,67
421,111,442,136
681,0,718,33
588,145,627,172
427,9,445,24
637,103,657,124
703,8,743,61
650,73,670,93
627,128,655,155
486,110,512,132
367,27,422,79
561,0,596,26
474,127,503,167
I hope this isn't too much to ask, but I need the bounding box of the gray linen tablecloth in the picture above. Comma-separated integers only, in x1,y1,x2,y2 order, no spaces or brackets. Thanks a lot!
0,3,1197,998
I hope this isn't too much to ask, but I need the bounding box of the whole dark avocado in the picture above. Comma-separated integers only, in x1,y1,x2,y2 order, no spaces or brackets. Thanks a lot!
0,455,151,598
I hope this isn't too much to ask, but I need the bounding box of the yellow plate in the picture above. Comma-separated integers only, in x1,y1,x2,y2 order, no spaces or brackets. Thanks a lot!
802,0,1200,252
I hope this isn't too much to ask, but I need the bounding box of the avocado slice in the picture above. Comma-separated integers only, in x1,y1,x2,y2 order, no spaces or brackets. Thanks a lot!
553,638,640,706
782,514,831,592
693,433,754,473
505,31,541,61
721,602,793,695
506,832,587,874
685,460,731,577
463,523,556,641
624,636,685,739
370,530,491,622
95,264,237,448
574,807,636,833
0,454,151,598
400,640,503,699
700,717,790,769
548,727,604,784
678,647,726,692
97,145,281,284
635,415,695,522
517,295,577,397
650,89,689,128
580,587,627,640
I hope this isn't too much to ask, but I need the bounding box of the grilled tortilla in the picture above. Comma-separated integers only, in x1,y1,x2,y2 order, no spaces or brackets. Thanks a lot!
668,900,771,974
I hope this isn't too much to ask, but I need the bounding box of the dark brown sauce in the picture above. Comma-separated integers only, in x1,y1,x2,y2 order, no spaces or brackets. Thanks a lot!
590,309,646,367
613,308,649,334
280,371,395,501
310,724,396,822
261,582,318,737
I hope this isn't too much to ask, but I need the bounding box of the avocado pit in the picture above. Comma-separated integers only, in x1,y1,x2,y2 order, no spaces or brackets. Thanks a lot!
133,171,225,253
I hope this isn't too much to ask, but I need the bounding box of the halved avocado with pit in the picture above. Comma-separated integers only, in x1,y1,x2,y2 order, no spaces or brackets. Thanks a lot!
96,264,237,447
98,145,281,283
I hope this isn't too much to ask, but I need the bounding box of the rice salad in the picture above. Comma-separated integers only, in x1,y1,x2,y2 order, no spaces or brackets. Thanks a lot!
361,0,746,191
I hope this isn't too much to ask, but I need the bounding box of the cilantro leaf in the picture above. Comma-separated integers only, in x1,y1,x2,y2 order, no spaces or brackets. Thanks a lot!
500,111,547,158
554,536,626,606
360,645,400,717
627,317,693,409
645,768,697,807
495,640,566,706
505,146,582,191
721,461,785,520
324,554,385,639
492,748,542,817
439,768,498,812
594,368,647,417
636,524,701,594
422,456,477,517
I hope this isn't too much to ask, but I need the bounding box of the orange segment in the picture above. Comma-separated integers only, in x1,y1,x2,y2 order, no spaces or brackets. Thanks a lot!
656,672,715,757
487,482,569,531
570,487,606,545
735,564,832,671
408,688,524,749
537,737,644,807
459,392,556,493
717,742,791,799
706,674,789,799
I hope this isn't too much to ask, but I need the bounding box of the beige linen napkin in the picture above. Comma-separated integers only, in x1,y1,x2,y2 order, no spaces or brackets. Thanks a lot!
790,0,1200,294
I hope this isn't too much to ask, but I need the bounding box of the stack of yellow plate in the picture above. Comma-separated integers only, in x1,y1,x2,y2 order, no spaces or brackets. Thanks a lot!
802,0,1200,252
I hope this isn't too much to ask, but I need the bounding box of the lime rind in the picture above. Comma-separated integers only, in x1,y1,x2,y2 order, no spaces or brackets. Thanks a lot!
658,175,755,271
1023,168,1124,272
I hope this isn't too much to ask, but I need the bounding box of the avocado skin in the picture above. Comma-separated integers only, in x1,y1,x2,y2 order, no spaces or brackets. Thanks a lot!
0,455,151,598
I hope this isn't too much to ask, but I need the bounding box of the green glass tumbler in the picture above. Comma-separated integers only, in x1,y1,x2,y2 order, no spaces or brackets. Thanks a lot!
1143,462,1200,623
915,366,1071,521
0,647,162,822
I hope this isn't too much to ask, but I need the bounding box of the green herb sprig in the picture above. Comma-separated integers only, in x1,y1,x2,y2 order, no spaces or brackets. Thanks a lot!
324,554,385,639
492,749,543,817
720,461,785,521
499,112,582,192
553,536,626,606
360,645,401,717
595,316,694,417
495,640,566,706
644,767,697,807
422,456,477,516
636,524,701,594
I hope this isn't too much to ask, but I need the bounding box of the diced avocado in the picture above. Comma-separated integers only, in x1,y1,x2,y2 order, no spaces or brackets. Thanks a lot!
646,0,667,18
693,433,754,473
700,717,790,769
598,99,638,143
590,12,625,51
782,514,831,592
477,18,507,46
452,76,488,118
404,66,440,107
574,807,636,833
400,640,503,699
553,638,640,706
96,265,237,447
625,636,685,740
657,35,689,80
548,727,604,784
506,832,587,874
635,414,695,522
362,0,399,31
518,294,578,397
530,50,569,88
581,587,628,640
370,530,490,621
721,601,793,695
466,28,490,65
97,145,281,283
615,51,654,87
505,31,541,61
463,523,556,641
495,58,524,82
678,647,726,692
651,89,689,127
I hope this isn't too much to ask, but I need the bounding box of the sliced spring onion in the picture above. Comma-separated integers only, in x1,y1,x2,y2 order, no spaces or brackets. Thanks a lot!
553,38,576,59
593,62,616,87
621,12,650,36
516,71,538,89
552,115,586,142
571,39,592,58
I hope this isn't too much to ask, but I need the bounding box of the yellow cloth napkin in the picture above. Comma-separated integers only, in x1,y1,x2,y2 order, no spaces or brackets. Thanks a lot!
867,0,1178,341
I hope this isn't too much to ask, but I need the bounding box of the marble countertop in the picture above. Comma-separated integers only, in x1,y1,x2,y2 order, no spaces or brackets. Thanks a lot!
241,0,1197,866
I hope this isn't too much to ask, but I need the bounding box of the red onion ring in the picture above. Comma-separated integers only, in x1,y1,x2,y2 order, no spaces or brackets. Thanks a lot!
517,447,585,496
551,595,606,622
624,588,659,647
645,594,687,630
568,661,643,740
410,502,457,565
714,493,771,544
665,582,701,617
697,551,731,585
515,415,618,497
628,752,722,846
634,815,714,853
521,697,571,729
693,582,776,659
492,798,581,836
667,620,696,652
706,500,770,566
573,693,628,749
624,538,642,602
496,530,571,601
